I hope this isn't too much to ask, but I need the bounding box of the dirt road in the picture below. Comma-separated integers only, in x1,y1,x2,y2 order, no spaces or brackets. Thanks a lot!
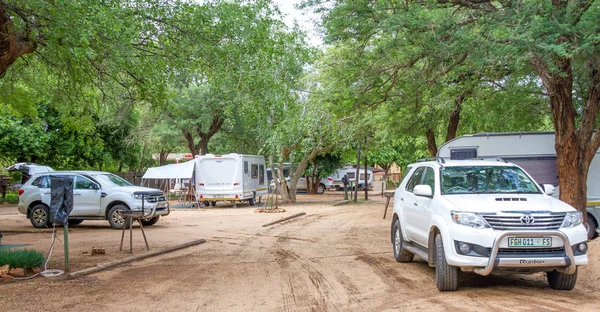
1,194,599,311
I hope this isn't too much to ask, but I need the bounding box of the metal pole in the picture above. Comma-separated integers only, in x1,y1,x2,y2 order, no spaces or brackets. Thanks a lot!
63,224,69,272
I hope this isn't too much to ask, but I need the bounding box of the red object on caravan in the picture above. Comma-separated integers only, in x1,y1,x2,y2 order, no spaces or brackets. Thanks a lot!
199,183,205,186
235,194,239,199
234,183,239,186
200,195,203,199
184,153,192,158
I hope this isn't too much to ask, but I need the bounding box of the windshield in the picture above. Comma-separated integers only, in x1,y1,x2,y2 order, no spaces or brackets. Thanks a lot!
93,173,133,187
441,166,541,195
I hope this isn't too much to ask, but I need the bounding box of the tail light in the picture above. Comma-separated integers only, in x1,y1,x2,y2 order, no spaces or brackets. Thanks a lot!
328,177,333,182
199,183,205,186
18,189,24,196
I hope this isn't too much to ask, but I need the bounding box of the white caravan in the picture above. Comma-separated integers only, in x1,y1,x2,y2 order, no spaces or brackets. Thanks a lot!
437,132,600,239
195,154,268,207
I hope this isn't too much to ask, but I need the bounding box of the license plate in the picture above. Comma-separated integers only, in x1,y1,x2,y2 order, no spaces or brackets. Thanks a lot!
508,237,552,247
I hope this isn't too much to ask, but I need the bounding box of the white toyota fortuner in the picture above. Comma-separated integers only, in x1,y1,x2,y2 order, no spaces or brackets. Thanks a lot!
391,159,588,291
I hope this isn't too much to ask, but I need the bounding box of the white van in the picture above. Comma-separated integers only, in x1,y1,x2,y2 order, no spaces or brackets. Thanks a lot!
195,154,268,206
332,168,373,190
437,132,600,239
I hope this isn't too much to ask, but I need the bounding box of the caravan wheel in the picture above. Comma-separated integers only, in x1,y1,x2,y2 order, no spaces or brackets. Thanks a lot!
211,201,217,207
204,201,210,207
248,198,255,206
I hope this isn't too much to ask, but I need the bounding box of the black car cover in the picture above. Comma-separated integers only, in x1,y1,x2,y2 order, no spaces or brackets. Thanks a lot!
50,176,74,225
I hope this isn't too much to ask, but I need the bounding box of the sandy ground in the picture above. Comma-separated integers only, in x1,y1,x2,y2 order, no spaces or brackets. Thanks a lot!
1,193,600,311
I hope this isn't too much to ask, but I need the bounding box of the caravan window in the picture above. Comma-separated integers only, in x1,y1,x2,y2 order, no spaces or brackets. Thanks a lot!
347,172,355,179
259,165,265,184
450,148,477,160
251,164,258,179
244,161,249,175
359,173,371,181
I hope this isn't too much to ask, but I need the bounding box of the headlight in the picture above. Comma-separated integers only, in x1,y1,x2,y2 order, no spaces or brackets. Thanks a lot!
450,211,491,229
131,194,144,200
561,211,583,228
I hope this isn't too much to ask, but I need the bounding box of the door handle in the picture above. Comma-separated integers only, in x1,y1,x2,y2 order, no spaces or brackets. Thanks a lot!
400,197,404,201
413,202,418,206
74,193,82,196
44,192,50,195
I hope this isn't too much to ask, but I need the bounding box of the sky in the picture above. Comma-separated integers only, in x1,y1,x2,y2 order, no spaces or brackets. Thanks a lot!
271,0,323,47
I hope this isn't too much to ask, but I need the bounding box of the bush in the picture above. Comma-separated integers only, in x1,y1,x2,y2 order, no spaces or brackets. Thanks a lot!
0,249,45,269
1,193,19,204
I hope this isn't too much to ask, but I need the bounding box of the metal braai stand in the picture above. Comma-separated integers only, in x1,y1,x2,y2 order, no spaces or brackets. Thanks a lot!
119,191,154,253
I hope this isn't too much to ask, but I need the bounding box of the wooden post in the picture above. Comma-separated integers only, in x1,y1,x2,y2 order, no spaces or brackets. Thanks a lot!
63,224,69,272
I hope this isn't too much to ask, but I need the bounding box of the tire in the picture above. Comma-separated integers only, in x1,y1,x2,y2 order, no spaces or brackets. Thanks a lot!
107,204,131,229
435,233,458,291
67,219,84,226
392,219,414,263
586,216,598,240
316,184,326,194
211,201,217,207
204,201,210,207
248,197,255,206
30,204,51,228
547,268,578,290
141,216,160,226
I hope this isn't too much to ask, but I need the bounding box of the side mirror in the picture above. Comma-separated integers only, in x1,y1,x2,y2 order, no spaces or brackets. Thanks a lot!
414,185,433,197
542,184,555,196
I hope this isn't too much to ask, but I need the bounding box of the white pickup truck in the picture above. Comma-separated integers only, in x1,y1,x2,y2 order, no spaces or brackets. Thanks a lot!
391,159,588,291
18,171,170,229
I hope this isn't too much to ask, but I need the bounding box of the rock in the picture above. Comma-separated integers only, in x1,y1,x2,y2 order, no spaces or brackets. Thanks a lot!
91,247,106,255
1,274,14,283
9,267,25,277
0,264,9,277
32,267,41,274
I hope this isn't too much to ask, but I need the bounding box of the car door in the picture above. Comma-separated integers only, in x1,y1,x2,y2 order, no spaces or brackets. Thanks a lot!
400,166,426,242
71,175,102,216
35,175,52,206
411,167,436,246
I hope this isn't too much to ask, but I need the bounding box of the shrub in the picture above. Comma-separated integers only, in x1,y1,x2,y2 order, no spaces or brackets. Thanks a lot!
1,193,19,204
0,249,45,269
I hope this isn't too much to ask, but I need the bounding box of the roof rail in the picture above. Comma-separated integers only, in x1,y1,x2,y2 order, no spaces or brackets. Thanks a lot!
416,158,446,164
467,157,508,163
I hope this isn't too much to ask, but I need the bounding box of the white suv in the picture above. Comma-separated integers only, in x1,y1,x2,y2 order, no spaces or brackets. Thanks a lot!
391,159,588,291
18,171,170,229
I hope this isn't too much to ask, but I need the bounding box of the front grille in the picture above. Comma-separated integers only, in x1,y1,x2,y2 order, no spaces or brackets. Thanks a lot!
498,247,564,254
147,193,166,203
483,213,565,230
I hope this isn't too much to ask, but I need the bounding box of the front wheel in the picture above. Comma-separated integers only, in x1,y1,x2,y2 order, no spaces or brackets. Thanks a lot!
547,269,578,290
141,216,160,226
107,204,131,229
435,233,458,291
211,201,217,207
30,204,51,228
316,184,326,194
67,219,84,226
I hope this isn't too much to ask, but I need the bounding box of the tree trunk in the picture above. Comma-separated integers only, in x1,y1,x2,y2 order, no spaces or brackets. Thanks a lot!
0,4,36,78
364,154,368,200
531,56,600,221
426,128,437,157
159,150,170,166
446,90,470,142
354,144,361,202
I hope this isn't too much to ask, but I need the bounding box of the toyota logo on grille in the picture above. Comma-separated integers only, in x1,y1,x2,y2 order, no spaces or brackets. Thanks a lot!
520,215,535,225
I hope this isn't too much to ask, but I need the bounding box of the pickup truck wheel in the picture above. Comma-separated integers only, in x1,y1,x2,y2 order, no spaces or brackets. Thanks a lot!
67,219,83,226
30,204,51,228
316,184,326,194
108,204,131,229
141,216,160,226
435,233,458,291
547,268,578,290
393,219,414,262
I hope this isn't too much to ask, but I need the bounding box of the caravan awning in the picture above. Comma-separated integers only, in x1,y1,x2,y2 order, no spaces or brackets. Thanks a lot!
142,160,195,179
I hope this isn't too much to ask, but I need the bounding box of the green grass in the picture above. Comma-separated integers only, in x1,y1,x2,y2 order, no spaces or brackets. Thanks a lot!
0,193,19,204
0,249,45,269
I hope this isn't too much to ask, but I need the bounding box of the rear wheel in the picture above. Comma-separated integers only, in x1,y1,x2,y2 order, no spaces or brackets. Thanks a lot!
141,216,160,226
107,204,131,229
547,268,578,290
204,201,210,207
392,219,414,263
248,198,255,206
30,204,51,228
316,183,326,194
435,233,458,291
211,201,217,207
